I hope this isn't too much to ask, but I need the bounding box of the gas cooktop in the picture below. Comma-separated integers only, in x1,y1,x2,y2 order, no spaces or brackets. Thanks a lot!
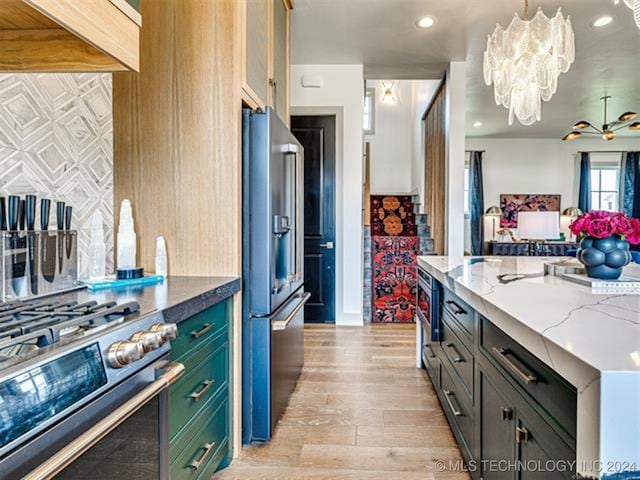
0,298,140,368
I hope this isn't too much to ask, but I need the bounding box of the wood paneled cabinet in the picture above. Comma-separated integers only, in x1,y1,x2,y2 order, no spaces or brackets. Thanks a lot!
242,0,292,125
0,0,141,72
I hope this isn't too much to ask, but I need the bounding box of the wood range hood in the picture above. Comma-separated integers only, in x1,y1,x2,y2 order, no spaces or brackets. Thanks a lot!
0,0,141,72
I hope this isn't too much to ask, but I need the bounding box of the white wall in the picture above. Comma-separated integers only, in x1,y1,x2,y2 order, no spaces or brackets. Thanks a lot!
446,62,467,257
465,137,640,243
365,80,412,194
364,79,439,197
290,64,364,325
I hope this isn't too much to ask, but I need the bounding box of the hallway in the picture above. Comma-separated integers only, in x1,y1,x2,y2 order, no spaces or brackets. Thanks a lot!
215,324,469,480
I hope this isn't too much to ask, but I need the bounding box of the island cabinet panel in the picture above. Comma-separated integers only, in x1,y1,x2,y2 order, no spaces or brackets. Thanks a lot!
479,317,577,439
169,299,233,477
417,267,577,479
478,365,576,480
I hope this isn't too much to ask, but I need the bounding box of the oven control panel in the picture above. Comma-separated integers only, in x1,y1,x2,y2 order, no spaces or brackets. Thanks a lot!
107,322,178,369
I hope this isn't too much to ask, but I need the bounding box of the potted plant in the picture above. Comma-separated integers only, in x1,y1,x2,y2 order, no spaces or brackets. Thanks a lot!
569,211,640,280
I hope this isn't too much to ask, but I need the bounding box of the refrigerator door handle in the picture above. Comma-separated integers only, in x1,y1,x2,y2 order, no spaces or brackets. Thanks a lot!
281,143,299,154
272,292,311,331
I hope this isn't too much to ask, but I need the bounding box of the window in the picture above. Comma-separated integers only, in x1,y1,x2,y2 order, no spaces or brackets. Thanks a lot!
591,166,619,211
363,88,375,134
590,153,622,212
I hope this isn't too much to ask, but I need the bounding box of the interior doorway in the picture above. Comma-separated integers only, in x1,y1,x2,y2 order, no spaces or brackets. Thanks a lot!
291,115,336,323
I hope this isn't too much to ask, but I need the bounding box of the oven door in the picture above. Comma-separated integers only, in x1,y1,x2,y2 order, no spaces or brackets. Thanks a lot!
417,269,440,342
2,360,184,480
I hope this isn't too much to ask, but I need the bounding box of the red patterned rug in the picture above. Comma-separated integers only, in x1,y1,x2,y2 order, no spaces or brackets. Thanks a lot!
370,195,417,237
372,236,418,323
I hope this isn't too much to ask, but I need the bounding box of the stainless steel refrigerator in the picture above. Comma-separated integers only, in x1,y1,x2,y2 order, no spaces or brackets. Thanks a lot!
242,108,308,443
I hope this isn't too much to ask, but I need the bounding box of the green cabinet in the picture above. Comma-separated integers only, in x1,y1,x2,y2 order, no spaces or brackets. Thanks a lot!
169,299,232,477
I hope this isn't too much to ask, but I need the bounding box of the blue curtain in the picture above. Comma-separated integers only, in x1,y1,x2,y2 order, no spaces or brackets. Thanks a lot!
629,152,640,218
469,151,484,255
578,152,591,212
622,152,638,217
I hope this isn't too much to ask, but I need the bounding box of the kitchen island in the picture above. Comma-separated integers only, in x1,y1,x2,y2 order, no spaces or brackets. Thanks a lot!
417,256,640,479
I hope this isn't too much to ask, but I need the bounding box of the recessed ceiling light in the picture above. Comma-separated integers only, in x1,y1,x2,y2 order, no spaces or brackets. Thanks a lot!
473,121,483,128
416,16,436,29
593,16,613,27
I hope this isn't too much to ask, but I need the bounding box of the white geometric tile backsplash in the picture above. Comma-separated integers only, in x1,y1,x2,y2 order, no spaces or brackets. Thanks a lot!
0,73,114,275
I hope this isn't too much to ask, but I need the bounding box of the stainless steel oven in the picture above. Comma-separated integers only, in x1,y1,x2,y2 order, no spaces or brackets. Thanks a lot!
3,359,183,480
0,297,183,480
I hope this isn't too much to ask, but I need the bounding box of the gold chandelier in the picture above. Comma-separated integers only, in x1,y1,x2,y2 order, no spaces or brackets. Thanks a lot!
562,96,640,141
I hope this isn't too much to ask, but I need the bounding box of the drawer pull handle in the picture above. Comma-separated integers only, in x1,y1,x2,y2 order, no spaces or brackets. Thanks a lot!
501,407,513,421
191,323,213,339
492,347,538,385
445,300,466,315
443,389,463,417
516,426,529,444
424,344,436,359
189,379,215,401
189,442,216,470
445,342,464,363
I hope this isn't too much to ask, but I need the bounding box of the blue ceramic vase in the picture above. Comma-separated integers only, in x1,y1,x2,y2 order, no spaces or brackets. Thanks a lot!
577,235,632,280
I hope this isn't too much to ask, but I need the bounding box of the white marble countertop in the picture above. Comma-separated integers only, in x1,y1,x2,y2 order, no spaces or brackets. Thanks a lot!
418,256,640,374
418,256,640,474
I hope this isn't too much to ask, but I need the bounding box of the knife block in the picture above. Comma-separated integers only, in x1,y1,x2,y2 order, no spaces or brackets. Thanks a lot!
0,231,78,301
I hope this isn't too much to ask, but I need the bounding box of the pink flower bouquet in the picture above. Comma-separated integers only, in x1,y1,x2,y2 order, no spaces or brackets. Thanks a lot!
569,211,640,244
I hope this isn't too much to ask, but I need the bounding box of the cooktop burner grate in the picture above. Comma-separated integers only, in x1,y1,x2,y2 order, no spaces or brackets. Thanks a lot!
0,299,140,362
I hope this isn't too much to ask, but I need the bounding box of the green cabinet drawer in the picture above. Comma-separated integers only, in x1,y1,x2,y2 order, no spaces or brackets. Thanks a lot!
170,392,229,480
441,314,474,401
441,287,474,341
170,332,228,441
440,363,474,460
172,301,229,361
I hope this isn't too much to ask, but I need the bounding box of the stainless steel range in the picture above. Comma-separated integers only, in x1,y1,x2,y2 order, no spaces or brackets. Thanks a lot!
0,295,183,480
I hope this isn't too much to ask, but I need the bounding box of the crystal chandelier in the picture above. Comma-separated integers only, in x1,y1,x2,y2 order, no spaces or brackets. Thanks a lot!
483,0,575,126
620,0,640,29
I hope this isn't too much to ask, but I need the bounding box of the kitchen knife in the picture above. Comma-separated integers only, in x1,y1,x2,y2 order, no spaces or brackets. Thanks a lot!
0,197,6,230
25,195,36,231
7,196,19,231
56,202,65,274
64,206,73,260
18,199,25,231
25,195,37,295
40,199,50,231
7,196,26,297
40,199,55,284
56,201,65,231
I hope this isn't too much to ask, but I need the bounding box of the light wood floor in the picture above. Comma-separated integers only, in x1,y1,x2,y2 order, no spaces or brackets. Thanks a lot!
214,324,469,480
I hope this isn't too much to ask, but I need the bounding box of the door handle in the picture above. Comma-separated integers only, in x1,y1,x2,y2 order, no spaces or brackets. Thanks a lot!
272,292,311,331
319,241,334,249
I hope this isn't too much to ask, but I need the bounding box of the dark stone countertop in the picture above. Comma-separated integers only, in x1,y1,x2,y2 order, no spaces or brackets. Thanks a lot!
57,276,241,324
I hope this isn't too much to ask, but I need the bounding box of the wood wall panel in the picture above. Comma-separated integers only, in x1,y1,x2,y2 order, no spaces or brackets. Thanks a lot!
113,0,243,457
113,0,241,278
424,80,446,255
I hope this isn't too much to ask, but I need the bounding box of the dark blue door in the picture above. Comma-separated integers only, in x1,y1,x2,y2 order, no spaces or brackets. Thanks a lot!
291,115,336,323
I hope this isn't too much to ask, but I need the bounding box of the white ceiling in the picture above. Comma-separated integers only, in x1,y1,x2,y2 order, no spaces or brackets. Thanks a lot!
291,0,640,139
